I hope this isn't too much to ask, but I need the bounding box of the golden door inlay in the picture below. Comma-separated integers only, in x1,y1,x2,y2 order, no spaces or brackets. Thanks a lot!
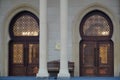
99,44,109,64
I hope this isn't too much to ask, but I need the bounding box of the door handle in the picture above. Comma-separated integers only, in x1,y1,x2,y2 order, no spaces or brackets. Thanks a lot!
96,49,99,67
24,45,28,67
94,48,97,67
94,48,99,67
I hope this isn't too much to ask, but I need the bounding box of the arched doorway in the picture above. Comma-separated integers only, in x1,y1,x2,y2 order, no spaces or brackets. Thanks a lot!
80,10,113,76
9,11,39,76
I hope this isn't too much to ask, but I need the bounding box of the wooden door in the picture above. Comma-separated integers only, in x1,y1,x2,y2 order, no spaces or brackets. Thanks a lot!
80,40,113,76
9,41,39,76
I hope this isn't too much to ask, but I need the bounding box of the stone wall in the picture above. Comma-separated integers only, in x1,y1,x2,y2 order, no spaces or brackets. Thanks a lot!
0,0,119,76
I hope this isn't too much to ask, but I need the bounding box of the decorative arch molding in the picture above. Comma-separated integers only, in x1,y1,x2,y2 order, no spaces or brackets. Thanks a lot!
72,3,119,76
3,4,39,76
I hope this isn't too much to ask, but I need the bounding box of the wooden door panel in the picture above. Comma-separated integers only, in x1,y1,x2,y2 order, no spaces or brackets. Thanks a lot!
12,43,24,64
27,43,39,76
98,67,112,76
27,65,39,76
28,44,39,65
98,41,113,76
80,41,97,76
81,41,96,65
80,41,113,76
12,65,26,76
81,67,96,76
9,42,25,76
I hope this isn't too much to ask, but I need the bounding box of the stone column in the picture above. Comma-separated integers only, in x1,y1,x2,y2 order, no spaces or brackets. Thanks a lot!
58,0,70,77
37,0,49,77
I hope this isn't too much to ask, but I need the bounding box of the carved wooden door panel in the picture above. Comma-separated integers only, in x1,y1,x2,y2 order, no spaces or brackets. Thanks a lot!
9,42,26,76
27,43,39,76
80,41,97,76
80,41,113,76
9,41,39,76
97,41,113,76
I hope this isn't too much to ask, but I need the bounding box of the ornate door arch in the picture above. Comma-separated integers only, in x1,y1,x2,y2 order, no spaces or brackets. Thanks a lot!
9,11,39,76
79,10,114,76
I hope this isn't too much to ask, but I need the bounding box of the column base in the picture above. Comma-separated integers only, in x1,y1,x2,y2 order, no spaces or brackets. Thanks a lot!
58,69,70,77
36,69,49,77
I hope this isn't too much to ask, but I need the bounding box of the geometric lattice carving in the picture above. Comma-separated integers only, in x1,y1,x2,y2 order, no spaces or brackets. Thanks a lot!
13,15,39,36
13,44,23,64
83,15,110,36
